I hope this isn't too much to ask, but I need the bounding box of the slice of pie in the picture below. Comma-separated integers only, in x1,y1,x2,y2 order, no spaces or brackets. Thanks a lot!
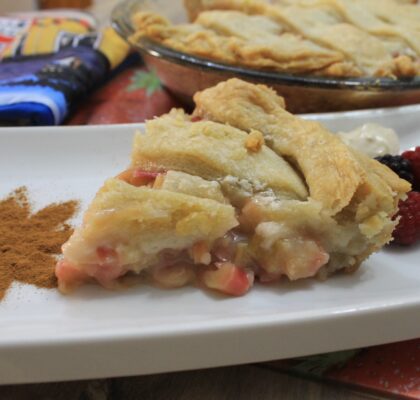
56,79,410,296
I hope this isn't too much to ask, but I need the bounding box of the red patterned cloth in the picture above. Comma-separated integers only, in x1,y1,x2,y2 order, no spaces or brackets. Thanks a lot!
67,59,181,125
268,339,420,399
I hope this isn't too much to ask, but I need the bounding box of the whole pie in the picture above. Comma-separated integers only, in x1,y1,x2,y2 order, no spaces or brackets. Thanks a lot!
56,79,410,296
130,0,420,78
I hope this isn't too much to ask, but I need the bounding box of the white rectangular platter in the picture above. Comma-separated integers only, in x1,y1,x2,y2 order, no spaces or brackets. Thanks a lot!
0,106,419,384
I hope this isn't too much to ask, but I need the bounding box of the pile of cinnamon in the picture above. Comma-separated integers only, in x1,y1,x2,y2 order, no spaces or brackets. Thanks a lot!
0,187,78,300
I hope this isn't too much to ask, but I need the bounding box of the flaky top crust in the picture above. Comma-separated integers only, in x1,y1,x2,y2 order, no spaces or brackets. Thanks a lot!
130,0,420,78
63,178,238,267
192,78,410,215
132,109,308,201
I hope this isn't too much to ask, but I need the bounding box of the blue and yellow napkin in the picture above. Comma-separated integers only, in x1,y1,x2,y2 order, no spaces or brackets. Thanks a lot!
0,12,129,125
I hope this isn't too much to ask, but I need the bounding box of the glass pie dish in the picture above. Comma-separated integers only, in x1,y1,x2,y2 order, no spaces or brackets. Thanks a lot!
111,0,420,113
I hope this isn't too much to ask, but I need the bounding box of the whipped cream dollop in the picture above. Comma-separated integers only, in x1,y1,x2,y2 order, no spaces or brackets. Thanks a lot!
338,123,400,158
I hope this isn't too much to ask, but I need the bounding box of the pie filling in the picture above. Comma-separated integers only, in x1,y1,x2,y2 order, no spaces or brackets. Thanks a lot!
56,167,332,296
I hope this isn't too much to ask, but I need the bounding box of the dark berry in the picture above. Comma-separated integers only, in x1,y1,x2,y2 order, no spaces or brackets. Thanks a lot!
375,154,414,186
402,146,420,191
392,191,420,246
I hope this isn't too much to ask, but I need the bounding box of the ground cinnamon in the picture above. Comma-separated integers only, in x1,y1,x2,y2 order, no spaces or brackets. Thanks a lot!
0,187,78,300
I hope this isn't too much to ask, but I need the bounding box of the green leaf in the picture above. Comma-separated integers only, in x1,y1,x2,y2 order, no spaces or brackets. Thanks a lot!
289,349,360,377
126,70,162,96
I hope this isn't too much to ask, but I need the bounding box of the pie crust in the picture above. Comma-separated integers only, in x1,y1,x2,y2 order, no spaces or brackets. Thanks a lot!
130,0,420,78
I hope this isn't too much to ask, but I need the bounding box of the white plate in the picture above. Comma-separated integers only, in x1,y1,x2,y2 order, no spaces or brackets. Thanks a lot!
0,107,419,385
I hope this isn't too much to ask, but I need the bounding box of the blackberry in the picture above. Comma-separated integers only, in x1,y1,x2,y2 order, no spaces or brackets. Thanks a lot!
375,154,414,185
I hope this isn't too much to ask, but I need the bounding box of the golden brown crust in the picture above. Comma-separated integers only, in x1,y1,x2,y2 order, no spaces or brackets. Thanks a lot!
245,130,265,152
63,178,238,269
184,0,269,20
130,78,408,277
132,110,309,200
184,0,203,20
351,150,411,198
191,79,410,271
193,78,366,214
180,0,420,78
131,10,344,74
161,171,227,203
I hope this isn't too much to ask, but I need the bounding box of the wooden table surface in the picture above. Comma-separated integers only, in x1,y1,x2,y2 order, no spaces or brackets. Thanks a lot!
1,365,378,400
